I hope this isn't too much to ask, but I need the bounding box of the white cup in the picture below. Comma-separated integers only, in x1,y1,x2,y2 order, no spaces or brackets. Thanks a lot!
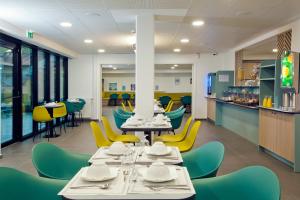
147,162,170,180
109,141,127,154
151,141,167,153
86,162,110,178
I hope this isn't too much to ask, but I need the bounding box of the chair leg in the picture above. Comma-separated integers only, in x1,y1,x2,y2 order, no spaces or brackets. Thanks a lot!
158,131,161,136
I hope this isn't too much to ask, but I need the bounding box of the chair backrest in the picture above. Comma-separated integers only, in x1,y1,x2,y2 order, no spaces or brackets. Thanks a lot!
165,106,184,117
128,101,134,112
32,143,89,180
90,121,112,147
184,120,201,150
0,167,66,200
53,102,67,118
183,141,224,179
167,101,174,112
179,116,193,137
164,100,172,112
169,108,186,130
192,166,280,200
181,95,192,105
112,110,129,129
117,108,133,117
65,101,76,113
122,93,130,100
110,93,118,99
159,96,171,107
121,102,128,111
32,106,52,122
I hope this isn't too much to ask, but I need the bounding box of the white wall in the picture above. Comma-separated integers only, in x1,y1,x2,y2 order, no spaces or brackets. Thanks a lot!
103,73,192,93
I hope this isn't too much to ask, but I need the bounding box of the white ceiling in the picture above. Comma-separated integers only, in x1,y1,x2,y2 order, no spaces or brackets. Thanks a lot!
1,0,300,54
243,36,277,59
102,63,192,71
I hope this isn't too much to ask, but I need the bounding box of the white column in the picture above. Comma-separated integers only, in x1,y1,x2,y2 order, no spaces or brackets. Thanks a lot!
135,13,155,119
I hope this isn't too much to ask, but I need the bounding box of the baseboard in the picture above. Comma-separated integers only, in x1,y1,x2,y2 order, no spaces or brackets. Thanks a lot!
0,154,3,159
194,118,207,121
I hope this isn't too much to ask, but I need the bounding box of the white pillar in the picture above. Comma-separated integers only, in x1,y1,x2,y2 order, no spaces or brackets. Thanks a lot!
135,13,155,119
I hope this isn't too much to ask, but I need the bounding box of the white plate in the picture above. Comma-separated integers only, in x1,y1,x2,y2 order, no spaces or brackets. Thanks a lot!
145,147,172,156
105,148,126,156
81,167,119,182
138,166,177,183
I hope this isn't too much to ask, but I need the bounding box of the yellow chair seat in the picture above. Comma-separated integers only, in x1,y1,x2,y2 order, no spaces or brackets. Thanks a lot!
101,116,140,143
90,121,112,148
164,121,201,152
155,116,192,142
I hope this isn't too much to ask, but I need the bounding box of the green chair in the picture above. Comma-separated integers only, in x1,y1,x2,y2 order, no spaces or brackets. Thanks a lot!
32,143,91,180
169,108,186,132
192,166,280,200
0,167,67,200
113,110,130,130
164,106,184,117
122,93,130,105
109,93,119,106
181,95,192,113
117,108,133,117
65,101,78,126
77,98,86,121
182,141,224,179
159,96,171,108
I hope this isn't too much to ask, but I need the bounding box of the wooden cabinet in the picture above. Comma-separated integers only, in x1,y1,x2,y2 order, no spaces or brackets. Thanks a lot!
207,98,216,121
259,109,295,162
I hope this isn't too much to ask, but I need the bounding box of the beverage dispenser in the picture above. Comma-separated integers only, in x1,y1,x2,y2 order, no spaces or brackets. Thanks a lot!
207,73,216,96
281,51,300,110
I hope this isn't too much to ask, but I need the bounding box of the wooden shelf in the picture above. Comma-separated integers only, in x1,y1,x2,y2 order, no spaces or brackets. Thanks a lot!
260,64,276,69
260,78,275,81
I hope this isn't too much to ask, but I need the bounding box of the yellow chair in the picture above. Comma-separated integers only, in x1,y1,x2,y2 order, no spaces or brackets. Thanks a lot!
53,102,67,134
167,101,174,112
128,101,134,112
121,102,128,112
164,121,201,152
90,121,112,148
101,116,140,143
164,101,172,112
32,106,53,141
155,116,193,142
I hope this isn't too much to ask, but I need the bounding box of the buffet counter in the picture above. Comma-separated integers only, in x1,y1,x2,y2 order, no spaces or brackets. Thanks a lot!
214,99,259,144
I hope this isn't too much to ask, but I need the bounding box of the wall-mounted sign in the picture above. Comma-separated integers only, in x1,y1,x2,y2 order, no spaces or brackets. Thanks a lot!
26,30,34,39
218,74,229,82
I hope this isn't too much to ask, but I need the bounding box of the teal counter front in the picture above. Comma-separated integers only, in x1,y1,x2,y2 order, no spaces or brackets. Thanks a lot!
215,100,259,144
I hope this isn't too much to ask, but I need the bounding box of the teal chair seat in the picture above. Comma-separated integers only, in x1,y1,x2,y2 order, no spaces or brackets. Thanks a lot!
181,95,191,105
117,108,134,116
192,166,280,200
0,167,67,200
32,143,91,180
182,141,224,179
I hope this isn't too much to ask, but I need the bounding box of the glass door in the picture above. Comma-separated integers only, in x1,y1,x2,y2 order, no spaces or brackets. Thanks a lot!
0,40,16,144
21,46,33,137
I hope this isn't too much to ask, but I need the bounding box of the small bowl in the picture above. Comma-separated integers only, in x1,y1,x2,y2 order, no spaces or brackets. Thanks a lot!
146,162,171,180
108,142,127,155
150,142,168,153
86,162,110,178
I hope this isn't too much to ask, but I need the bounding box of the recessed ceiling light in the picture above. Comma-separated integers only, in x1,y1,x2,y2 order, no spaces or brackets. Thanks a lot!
108,65,113,68
5,49,12,53
60,22,72,27
113,67,117,70
171,66,175,69
180,38,189,43
174,64,178,67
272,48,278,53
173,48,181,52
84,39,93,44
192,20,205,27
98,49,105,53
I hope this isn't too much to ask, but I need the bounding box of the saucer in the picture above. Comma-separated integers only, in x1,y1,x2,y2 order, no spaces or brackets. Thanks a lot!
105,148,126,156
145,146,172,156
81,167,119,182
138,166,177,182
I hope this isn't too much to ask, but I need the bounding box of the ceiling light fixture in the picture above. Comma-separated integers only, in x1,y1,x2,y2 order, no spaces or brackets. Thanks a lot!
272,48,278,53
174,64,178,67
109,65,113,68
5,49,12,53
180,38,189,43
98,49,105,53
84,39,93,44
173,48,181,52
171,66,175,69
113,67,117,70
60,22,72,27
192,20,205,27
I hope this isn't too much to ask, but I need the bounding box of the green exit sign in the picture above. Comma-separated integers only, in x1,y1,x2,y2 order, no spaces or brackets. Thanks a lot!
26,30,34,39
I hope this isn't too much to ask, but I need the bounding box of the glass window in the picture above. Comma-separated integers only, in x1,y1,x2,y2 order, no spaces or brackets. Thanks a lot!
60,57,64,100
21,46,33,136
50,54,56,101
38,50,45,104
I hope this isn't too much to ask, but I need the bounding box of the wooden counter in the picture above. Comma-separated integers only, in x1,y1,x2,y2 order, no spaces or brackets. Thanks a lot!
206,97,216,122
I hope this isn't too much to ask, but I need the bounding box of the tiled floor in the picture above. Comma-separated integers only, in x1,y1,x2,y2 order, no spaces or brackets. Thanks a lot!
1,106,300,199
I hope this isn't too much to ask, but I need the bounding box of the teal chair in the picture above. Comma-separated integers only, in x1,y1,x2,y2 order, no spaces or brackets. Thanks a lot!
181,95,191,113
77,98,86,121
65,101,78,126
182,141,224,179
122,93,130,105
169,108,186,132
32,143,91,180
109,93,119,106
192,166,280,200
164,106,184,117
159,96,171,108
0,167,67,200
113,110,130,130
117,108,133,116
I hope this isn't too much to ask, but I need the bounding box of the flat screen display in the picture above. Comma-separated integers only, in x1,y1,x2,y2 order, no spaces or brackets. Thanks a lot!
281,51,294,88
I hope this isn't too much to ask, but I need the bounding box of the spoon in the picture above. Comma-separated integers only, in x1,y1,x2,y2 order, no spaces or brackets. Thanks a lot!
70,183,110,189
